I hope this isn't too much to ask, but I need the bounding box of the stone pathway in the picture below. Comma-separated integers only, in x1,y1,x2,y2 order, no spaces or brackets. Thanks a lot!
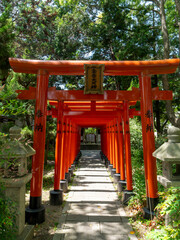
53,150,138,240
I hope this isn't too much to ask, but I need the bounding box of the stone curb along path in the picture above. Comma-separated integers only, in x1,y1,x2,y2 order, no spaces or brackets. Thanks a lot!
53,150,138,240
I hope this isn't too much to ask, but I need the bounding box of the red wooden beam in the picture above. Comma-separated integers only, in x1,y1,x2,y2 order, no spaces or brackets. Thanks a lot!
16,87,172,101
129,109,141,117
9,58,180,75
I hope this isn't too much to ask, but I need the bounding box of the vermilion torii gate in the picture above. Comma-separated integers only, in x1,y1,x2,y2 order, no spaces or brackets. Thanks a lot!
9,58,179,224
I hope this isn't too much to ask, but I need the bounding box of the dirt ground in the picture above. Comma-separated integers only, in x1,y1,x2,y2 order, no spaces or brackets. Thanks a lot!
25,169,68,240
32,192,63,239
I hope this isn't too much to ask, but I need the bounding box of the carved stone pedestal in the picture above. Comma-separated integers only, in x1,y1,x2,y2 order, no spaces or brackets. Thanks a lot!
2,174,33,236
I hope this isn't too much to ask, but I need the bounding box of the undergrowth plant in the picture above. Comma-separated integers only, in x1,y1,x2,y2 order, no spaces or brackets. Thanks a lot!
0,132,18,239
129,118,146,211
146,187,180,240
0,183,18,240
129,118,180,239
129,118,165,211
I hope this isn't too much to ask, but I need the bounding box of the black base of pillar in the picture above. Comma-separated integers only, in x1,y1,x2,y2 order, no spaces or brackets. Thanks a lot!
101,154,104,162
75,151,81,162
122,190,135,205
25,206,45,225
71,164,75,171
60,179,68,193
105,159,110,168
146,197,159,210
108,164,113,172
143,207,156,219
50,190,63,205
113,173,120,183
74,156,78,164
111,168,116,177
65,172,71,182
25,197,45,224
143,197,159,219
117,180,127,192
69,167,73,175
74,158,79,165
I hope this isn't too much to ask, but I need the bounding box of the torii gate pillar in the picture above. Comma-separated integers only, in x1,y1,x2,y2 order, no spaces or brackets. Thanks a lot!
25,70,49,224
140,73,159,218
122,101,134,203
50,101,64,205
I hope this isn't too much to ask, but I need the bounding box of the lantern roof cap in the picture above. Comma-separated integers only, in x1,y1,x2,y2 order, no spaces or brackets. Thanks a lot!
153,126,180,161
0,125,36,158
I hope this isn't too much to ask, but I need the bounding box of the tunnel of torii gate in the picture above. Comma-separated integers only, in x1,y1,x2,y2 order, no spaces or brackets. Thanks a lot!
9,58,180,224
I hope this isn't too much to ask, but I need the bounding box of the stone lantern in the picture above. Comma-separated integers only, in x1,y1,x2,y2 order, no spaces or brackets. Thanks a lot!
153,126,180,188
0,125,35,238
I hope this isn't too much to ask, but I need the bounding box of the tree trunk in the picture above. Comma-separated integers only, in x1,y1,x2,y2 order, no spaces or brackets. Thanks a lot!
159,0,180,127
147,0,180,127
175,0,180,57
160,0,170,59
153,75,162,134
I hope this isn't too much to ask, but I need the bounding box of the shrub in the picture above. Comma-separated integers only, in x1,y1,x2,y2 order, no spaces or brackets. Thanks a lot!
129,118,146,209
146,187,180,240
129,118,165,209
0,183,18,240
0,132,18,239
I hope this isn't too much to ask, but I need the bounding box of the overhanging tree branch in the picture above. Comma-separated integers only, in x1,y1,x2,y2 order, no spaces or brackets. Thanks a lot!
145,0,160,8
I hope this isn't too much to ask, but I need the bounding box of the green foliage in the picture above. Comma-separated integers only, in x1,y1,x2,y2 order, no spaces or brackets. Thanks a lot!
165,0,179,57
0,72,35,119
156,187,180,226
12,0,59,59
0,99,29,116
127,118,180,239
0,131,10,159
146,226,180,240
0,1,15,80
146,187,180,239
42,176,54,190
21,126,33,139
0,184,18,239
128,118,146,209
0,132,7,149
93,0,157,60
85,128,96,135
145,188,180,240
0,135,18,239
0,123,14,135
130,118,143,159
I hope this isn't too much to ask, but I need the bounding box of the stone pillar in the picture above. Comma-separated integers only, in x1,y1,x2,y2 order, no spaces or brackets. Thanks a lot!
0,125,35,237
2,176,32,235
